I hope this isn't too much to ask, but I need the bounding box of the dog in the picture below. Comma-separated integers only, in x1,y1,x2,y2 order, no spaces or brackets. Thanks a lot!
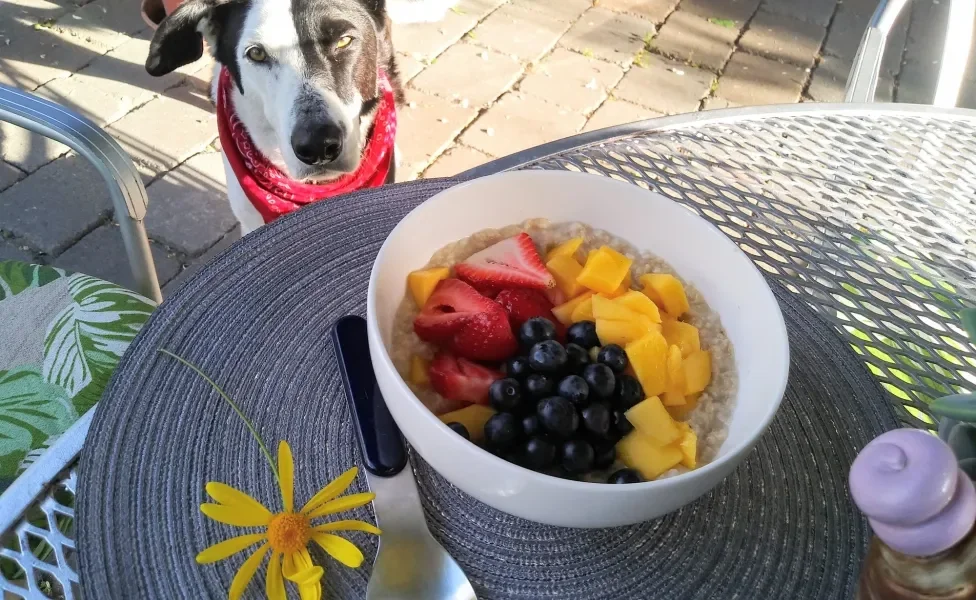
145,0,455,234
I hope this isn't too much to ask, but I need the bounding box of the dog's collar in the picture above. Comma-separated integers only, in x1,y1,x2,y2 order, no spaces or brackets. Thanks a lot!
215,67,397,225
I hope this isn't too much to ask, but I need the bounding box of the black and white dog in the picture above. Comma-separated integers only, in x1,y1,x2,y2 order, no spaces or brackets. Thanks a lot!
145,0,454,233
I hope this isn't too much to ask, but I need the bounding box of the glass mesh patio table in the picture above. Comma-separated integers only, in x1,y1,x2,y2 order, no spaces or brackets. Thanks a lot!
3,102,975,599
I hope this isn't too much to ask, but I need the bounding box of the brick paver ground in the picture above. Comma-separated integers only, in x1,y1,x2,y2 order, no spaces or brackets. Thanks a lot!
1,0,973,297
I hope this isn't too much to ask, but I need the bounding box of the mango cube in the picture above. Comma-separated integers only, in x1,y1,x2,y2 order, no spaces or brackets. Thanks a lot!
597,319,647,346
570,295,595,322
615,290,662,322
667,393,700,421
547,254,586,298
666,345,686,394
438,405,496,444
546,237,584,262
661,319,701,357
676,422,698,469
604,272,633,298
592,294,640,322
625,330,670,397
409,355,430,386
408,267,451,307
616,433,684,480
639,273,690,317
683,350,712,394
661,389,686,407
552,291,594,326
577,246,633,294
625,396,681,446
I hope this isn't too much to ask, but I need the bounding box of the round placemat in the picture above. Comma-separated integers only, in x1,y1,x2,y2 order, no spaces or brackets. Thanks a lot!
77,178,899,599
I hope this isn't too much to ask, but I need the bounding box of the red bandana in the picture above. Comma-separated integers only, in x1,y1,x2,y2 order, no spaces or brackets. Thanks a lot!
215,67,397,224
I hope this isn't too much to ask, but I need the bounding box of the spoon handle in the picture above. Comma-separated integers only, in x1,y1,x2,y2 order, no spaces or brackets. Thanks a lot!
332,315,408,478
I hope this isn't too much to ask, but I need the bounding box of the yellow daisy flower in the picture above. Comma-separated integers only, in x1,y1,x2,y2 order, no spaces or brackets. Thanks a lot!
196,441,380,600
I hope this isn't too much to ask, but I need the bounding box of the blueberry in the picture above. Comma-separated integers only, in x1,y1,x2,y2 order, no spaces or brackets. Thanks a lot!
446,422,470,440
523,437,557,470
519,317,557,349
567,320,600,349
581,402,611,437
522,414,542,437
583,363,616,399
561,439,595,474
557,374,590,407
593,442,616,469
505,356,532,380
484,413,520,450
537,396,580,438
529,340,568,373
597,344,628,373
608,468,642,484
612,409,634,435
948,423,976,461
565,343,591,372
614,374,644,410
489,378,522,412
525,373,555,398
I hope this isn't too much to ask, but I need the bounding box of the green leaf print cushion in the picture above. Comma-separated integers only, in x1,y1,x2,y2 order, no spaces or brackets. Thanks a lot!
0,261,156,491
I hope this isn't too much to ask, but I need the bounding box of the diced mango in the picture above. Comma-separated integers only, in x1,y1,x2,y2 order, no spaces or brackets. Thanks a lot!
603,272,633,298
616,433,684,480
546,237,584,262
407,267,451,307
625,396,681,446
661,389,686,407
625,330,669,397
615,290,662,322
676,422,698,469
552,291,594,326
639,273,690,317
409,355,430,386
636,315,663,335
547,254,586,298
438,405,497,443
596,319,647,346
570,295,595,322
667,393,700,421
592,294,640,322
641,282,666,311
662,319,701,357
683,350,712,395
577,246,633,294
666,345,685,393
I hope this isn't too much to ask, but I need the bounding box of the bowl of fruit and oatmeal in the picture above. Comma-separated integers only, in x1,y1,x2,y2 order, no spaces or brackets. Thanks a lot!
366,171,789,528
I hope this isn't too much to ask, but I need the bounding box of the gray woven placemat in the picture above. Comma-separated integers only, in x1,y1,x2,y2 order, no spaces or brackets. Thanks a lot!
77,178,899,599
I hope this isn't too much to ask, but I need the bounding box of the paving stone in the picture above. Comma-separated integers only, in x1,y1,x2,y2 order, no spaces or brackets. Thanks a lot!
899,0,950,92
714,52,807,105
0,163,25,193
145,151,237,257
422,145,493,178
0,122,70,174
807,55,893,102
454,0,508,20
510,0,593,23
821,3,872,62
468,3,570,61
0,0,74,23
51,0,146,52
82,30,202,96
559,7,656,67
702,96,741,110
0,239,35,263
397,89,479,179
107,85,217,182
36,71,153,128
460,93,587,157
738,10,827,68
651,10,738,72
679,0,760,24
0,23,102,90
583,99,662,131
614,53,713,114
396,52,426,82
0,153,111,255
596,0,678,22
54,223,181,290
392,8,479,61
762,0,837,27
519,48,625,112
162,224,241,297
410,43,522,107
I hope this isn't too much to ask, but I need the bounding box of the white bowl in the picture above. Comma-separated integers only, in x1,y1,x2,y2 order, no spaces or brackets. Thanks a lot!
367,171,789,528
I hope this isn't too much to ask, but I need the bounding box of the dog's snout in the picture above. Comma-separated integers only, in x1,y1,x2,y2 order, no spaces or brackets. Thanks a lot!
291,122,344,165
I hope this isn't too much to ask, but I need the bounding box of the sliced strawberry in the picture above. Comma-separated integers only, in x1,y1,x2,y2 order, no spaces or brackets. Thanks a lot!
414,278,518,361
543,287,567,307
428,352,503,408
455,233,555,291
495,288,556,329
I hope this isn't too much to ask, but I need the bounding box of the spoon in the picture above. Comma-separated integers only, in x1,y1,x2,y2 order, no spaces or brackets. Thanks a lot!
332,315,477,600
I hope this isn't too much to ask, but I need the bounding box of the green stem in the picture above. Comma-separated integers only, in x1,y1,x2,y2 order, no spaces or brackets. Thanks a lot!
158,348,279,483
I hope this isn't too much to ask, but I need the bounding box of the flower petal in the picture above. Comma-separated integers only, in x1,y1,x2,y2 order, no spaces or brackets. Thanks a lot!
299,582,323,600
300,467,358,514
304,493,375,519
312,520,381,535
201,503,273,527
229,543,270,600
312,533,364,568
206,482,272,519
266,551,285,600
278,441,294,513
195,533,267,564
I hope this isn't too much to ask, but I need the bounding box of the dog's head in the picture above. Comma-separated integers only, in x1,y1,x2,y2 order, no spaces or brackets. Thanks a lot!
146,0,390,181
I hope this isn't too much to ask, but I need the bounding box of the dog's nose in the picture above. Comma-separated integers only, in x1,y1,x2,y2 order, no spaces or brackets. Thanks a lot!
291,123,343,165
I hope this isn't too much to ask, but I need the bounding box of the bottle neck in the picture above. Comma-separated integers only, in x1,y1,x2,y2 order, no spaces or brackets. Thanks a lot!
862,527,976,599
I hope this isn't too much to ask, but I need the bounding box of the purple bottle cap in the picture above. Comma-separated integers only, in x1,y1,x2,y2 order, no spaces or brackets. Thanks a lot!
850,429,976,557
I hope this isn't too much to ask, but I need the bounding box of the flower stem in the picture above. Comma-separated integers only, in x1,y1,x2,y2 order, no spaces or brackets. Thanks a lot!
158,348,280,483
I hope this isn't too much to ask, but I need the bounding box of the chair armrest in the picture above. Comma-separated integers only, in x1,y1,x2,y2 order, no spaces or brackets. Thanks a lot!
845,0,911,103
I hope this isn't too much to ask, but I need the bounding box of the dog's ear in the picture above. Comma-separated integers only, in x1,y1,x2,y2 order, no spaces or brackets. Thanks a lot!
146,0,237,77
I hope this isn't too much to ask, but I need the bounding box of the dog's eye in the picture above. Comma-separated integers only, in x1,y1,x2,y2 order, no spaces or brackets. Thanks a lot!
335,36,353,50
245,45,268,63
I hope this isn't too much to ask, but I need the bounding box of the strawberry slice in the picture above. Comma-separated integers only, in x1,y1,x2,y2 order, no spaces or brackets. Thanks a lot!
496,288,567,338
455,233,555,291
414,278,518,361
428,352,503,409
